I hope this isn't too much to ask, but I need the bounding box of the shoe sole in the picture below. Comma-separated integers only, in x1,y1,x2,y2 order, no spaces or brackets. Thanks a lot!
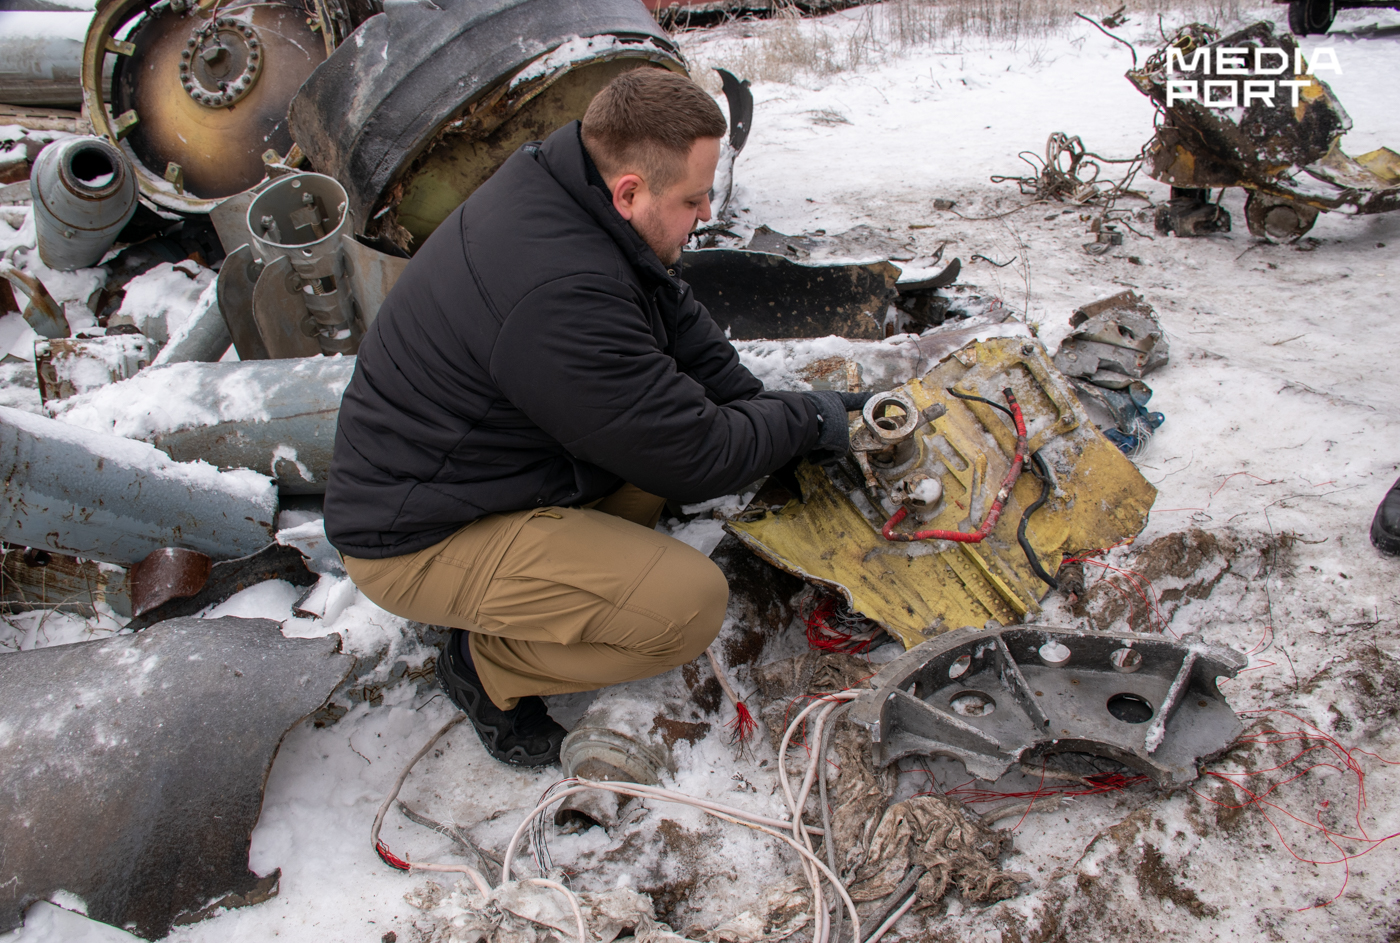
434,644,562,768
1372,514,1400,556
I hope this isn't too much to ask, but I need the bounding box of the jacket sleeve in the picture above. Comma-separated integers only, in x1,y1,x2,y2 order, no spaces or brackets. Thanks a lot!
670,281,763,405
490,273,820,502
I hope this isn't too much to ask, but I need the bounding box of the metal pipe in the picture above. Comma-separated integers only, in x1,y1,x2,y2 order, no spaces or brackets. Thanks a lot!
247,172,359,357
0,404,278,566
50,357,354,494
29,135,138,271
0,11,112,108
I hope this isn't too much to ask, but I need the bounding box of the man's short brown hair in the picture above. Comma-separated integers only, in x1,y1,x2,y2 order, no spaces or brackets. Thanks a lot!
581,68,727,193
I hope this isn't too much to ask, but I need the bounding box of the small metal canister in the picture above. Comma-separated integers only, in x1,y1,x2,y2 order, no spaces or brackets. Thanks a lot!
30,136,138,271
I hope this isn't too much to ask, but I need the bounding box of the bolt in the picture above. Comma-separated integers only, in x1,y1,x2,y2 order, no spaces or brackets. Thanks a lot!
201,44,227,64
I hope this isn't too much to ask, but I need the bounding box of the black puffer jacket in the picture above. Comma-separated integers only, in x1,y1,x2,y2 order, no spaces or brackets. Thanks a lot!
325,122,820,559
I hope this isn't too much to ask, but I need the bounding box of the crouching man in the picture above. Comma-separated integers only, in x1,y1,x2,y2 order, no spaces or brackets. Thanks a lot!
325,69,866,767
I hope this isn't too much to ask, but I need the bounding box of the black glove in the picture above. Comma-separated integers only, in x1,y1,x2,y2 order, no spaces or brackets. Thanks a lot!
802,390,875,465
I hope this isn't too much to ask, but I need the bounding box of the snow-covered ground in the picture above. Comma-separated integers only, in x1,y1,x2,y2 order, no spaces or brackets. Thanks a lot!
4,3,1400,941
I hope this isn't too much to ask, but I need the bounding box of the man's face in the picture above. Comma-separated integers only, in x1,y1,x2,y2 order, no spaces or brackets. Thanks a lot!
610,137,721,267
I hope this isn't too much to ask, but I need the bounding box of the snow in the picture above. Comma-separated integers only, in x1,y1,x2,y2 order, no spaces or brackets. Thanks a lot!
4,3,1400,941
50,356,355,441
112,261,214,347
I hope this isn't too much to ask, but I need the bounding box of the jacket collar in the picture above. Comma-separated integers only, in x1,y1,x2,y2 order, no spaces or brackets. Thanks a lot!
535,122,682,292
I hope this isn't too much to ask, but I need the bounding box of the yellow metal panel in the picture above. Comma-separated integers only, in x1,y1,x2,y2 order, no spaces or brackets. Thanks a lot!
727,337,1157,649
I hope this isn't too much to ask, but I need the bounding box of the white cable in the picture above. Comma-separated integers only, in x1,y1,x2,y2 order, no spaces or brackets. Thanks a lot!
863,890,916,943
498,780,861,943
370,714,464,854
523,878,588,943
583,779,825,836
375,690,877,943
776,692,861,943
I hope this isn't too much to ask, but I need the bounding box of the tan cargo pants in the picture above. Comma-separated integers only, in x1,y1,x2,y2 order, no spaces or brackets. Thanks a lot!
342,485,727,709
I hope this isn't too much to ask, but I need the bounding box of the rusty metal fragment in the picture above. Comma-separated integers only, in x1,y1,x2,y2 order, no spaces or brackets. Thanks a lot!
29,135,138,271
35,335,151,406
289,0,683,251
849,624,1246,787
0,615,353,939
681,249,899,340
0,403,278,565
125,542,316,629
50,357,353,493
128,546,212,618
0,263,69,339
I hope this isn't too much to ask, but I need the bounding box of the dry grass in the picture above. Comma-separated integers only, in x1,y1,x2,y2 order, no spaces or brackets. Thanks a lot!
682,0,1258,88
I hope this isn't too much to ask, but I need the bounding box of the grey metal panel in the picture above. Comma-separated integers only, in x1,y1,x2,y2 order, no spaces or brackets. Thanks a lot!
0,404,278,564
0,616,353,939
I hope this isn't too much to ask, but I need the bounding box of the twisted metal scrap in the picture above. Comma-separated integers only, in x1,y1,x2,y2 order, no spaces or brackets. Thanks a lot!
990,132,1152,233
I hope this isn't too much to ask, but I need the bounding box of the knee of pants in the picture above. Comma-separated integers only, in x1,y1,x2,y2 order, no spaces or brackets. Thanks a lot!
623,546,728,668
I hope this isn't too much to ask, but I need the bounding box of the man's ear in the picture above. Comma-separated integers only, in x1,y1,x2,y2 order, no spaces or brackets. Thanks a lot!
611,173,645,221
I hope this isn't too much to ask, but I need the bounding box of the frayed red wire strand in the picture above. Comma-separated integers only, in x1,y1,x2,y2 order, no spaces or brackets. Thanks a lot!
726,702,758,744
803,594,880,655
1189,709,1400,910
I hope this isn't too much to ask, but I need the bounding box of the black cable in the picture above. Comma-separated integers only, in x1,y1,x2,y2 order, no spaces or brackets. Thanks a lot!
1018,451,1060,590
946,387,1015,420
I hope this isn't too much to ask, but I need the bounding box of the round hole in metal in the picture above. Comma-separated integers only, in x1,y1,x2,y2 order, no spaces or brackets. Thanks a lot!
68,147,116,187
948,654,972,680
1039,641,1071,667
1110,648,1143,673
950,691,996,717
1107,693,1153,724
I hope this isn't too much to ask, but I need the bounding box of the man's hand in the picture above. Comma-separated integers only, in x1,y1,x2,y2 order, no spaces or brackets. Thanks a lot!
802,390,875,465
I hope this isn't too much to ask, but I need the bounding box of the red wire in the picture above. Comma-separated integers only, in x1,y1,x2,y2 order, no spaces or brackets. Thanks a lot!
726,702,758,743
803,594,879,654
881,388,1028,543
1188,710,1400,910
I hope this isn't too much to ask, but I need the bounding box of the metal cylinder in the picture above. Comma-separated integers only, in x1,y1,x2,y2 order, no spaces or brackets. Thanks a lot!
247,172,359,356
29,136,138,272
560,672,701,785
50,357,352,494
0,403,278,566
0,11,110,108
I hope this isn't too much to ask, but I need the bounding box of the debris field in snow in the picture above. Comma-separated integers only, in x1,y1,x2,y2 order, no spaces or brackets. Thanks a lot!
3,3,1400,941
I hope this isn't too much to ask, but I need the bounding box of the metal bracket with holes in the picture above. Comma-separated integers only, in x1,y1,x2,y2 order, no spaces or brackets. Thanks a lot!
849,624,1246,786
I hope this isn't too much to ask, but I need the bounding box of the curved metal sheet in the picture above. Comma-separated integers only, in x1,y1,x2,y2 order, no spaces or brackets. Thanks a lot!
288,0,677,231
680,249,899,340
0,616,353,939
215,243,269,361
0,403,277,565
251,255,322,359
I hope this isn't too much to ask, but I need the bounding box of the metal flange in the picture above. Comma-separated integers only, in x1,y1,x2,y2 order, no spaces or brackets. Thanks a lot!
849,623,1247,787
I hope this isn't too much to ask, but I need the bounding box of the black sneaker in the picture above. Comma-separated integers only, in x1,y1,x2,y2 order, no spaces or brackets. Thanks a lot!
435,629,566,767
1372,477,1400,556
